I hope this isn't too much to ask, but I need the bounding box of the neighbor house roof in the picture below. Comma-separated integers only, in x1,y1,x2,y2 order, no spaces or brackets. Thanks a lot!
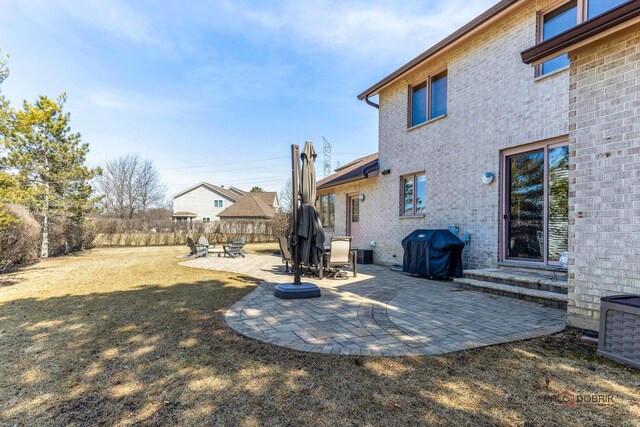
251,191,278,207
228,186,247,196
357,0,521,101
317,153,379,191
521,1,640,65
218,194,275,219
172,182,239,201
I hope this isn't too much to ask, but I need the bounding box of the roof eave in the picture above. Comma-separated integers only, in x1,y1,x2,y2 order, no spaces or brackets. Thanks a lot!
172,182,238,201
318,176,363,191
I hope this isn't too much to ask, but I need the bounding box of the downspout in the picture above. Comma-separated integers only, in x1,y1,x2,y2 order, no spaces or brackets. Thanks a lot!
363,162,380,178
364,94,379,109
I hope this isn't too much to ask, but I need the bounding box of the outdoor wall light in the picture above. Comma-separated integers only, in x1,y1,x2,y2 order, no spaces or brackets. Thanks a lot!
369,241,377,247
381,168,391,175
359,193,366,202
482,172,495,185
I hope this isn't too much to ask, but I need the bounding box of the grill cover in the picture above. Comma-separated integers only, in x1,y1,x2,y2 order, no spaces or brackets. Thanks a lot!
401,229,465,278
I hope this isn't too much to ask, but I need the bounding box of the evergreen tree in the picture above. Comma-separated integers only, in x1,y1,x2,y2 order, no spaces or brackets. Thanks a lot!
0,49,19,231
3,93,100,257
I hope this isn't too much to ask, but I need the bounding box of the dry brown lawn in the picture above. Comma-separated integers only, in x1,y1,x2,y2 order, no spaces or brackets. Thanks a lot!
0,246,638,426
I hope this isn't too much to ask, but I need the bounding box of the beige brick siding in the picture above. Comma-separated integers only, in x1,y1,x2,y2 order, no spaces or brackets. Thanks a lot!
567,26,640,331
320,177,389,261
345,1,569,268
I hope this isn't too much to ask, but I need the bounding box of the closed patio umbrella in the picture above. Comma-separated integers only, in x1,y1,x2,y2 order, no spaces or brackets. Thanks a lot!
297,141,325,267
274,141,324,299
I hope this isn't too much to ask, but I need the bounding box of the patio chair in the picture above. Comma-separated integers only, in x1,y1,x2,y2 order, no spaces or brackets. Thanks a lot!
187,237,208,259
197,236,224,257
325,236,353,279
223,240,246,258
196,236,209,251
278,235,293,272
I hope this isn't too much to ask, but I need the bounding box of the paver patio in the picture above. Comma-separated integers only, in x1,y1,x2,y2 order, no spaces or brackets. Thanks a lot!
181,254,566,356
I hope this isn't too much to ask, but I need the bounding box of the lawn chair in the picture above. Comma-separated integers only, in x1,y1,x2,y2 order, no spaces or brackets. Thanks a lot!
197,236,224,257
187,237,208,258
223,240,246,258
325,236,353,279
196,236,209,251
278,235,293,272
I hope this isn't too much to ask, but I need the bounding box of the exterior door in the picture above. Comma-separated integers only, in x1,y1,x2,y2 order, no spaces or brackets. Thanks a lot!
348,196,361,246
503,141,568,265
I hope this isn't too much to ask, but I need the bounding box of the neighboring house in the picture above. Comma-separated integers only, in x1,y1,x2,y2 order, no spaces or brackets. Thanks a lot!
218,193,277,220
172,182,278,223
319,0,639,332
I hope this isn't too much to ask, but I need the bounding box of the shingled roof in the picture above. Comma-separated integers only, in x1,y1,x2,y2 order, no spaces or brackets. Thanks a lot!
251,191,278,206
172,182,239,201
317,153,379,190
218,194,276,219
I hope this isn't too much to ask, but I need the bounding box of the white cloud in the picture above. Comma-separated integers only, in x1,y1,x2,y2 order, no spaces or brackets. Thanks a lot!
205,0,498,63
85,90,189,114
4,0,162,47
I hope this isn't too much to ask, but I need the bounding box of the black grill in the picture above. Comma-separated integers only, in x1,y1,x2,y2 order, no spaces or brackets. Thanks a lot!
401,229,465,279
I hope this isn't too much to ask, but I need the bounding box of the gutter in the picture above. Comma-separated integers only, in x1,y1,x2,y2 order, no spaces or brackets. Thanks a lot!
521,1,640,65
318,160,380,191
362,162,380,177
364,94,379,109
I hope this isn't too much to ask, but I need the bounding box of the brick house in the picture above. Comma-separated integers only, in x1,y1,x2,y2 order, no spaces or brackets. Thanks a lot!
317,0,639,331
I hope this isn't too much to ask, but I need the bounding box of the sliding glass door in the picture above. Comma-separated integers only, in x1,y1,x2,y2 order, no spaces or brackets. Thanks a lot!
503,141,568,265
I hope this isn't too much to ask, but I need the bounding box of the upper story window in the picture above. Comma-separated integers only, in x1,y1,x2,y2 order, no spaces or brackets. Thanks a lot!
430,71,448,119
539,0,628,76
587,0,627,19
409,70,447,128
214,199,224,208
401,172,426,216
411,83,427,126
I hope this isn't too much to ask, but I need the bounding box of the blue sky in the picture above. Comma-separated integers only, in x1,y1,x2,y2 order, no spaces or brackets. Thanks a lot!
0,0,495,195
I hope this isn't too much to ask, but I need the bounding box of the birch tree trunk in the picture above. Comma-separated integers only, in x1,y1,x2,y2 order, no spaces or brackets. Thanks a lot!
40,181,49,258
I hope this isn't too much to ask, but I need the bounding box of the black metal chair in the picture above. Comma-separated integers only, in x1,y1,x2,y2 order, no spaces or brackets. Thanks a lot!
278,236,293,272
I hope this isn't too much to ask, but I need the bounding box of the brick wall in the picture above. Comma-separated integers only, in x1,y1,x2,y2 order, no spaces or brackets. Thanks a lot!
567,26,640,331
355,1,569,268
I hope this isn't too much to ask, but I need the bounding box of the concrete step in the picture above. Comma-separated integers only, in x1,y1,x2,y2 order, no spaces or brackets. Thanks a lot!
453,277,567,310
463,268,568,294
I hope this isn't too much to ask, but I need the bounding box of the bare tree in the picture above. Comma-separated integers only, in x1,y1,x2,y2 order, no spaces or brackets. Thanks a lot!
278,178,293,213
96,154,166,222
137,159,166,228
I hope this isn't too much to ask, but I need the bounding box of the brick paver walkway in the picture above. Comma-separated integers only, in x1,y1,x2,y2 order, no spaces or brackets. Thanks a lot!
181,254,566,356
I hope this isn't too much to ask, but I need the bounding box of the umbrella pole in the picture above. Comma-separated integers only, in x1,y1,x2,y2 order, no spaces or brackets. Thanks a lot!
291,144,301,285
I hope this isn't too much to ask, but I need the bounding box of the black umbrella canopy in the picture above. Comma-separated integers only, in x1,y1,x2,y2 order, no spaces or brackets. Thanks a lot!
297,141,325,266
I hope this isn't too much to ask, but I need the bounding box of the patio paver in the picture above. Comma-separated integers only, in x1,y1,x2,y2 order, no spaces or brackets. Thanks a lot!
181,254,566,356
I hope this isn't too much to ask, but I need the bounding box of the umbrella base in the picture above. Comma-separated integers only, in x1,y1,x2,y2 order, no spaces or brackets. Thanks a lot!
274,282,321,299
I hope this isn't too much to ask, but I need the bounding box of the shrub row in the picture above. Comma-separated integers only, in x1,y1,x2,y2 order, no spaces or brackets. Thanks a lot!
1,204,97,272
0,204,40,272
93,230,275,247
